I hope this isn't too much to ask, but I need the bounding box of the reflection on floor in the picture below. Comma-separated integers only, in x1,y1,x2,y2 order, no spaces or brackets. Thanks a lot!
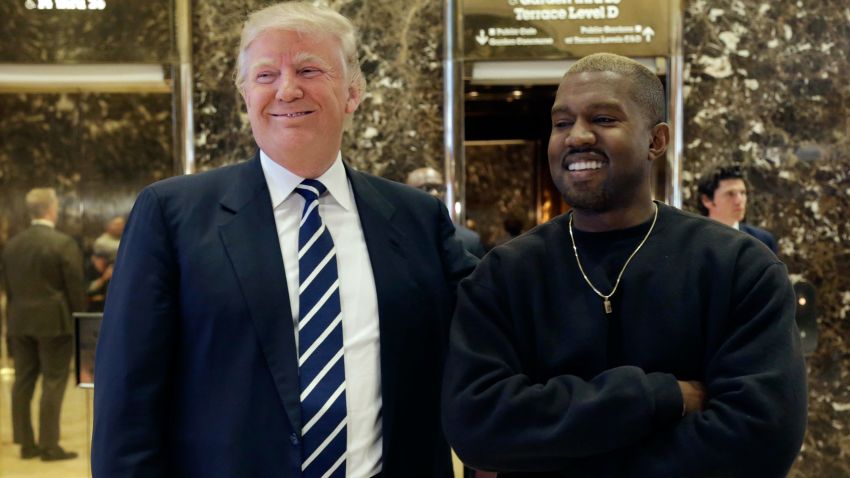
0,366,91,478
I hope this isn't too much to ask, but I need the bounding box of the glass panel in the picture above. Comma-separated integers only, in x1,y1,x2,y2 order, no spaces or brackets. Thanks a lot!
0,0,174,63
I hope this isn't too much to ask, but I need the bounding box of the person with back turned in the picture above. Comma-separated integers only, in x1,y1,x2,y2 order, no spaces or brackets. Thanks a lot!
92,215,125,258
86,215,124,312
1,187,86,461
442,53,807,477
91,2,476,477
697,163,778,254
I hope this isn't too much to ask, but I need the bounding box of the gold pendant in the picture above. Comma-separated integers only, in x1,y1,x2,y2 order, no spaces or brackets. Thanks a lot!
604,299,612,314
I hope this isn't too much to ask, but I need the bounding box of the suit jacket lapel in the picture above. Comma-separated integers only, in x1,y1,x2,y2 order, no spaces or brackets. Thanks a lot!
346,165,418,450
218,156,302,434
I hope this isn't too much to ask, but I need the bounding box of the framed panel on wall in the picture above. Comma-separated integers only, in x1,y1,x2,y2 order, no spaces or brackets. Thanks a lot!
0,0,174,63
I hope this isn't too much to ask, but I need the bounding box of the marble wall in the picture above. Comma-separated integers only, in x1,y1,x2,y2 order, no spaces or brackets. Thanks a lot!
681,1,850,475
0,93,174,251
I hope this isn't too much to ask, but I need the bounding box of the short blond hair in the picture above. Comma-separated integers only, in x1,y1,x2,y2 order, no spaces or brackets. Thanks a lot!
25,188,58,219
234,2,364,96
567,53,665,125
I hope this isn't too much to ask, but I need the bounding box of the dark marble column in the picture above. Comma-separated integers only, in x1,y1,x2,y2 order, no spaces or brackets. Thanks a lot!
682,1,850,475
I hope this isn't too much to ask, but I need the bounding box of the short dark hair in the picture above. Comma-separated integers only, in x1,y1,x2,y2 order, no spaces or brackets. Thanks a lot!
696,164,747,216
503,216,524,237
566,53,665,125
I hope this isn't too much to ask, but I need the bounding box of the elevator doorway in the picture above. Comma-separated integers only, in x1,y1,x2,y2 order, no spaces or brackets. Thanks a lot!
464,84,561,250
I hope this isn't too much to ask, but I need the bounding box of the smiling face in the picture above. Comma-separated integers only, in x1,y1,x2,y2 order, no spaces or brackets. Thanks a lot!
548,71,668,214
241,29,361,177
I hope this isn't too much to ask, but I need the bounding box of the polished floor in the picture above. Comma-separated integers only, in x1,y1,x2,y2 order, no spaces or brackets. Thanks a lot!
0,363,92,478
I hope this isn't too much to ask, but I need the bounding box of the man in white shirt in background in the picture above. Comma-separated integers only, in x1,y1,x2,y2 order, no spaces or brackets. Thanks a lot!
697,163,778,253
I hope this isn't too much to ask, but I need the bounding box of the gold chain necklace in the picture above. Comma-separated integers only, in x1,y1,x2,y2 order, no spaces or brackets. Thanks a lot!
568,202,658,314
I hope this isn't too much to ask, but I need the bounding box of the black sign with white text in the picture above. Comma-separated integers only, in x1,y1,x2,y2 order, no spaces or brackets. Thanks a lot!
0,0,173,63
463,0,670,60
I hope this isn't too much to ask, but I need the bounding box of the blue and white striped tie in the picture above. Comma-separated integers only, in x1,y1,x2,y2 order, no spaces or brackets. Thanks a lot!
295,179,347,478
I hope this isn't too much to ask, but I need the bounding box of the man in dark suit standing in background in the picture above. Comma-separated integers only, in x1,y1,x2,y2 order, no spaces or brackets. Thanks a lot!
92,2,476,477
697,164,779,253
2,187,86,461
406,166,486,258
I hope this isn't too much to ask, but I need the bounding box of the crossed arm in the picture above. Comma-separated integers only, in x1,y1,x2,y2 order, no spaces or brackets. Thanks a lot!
442,259,806,477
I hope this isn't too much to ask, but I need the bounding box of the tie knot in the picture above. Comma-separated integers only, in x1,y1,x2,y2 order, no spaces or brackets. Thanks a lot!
295,179,327,203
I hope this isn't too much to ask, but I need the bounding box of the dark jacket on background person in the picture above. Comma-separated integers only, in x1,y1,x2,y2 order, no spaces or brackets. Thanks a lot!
2,224,87,336
3,221,87,455
455,224,486,258
740,222,778,254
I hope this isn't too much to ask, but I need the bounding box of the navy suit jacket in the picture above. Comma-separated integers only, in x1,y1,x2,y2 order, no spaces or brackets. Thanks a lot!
91,155,477,477
454,225,485,259
740,223,778,254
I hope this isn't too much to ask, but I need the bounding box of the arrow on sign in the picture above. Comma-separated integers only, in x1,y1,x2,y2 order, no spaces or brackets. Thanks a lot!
642,27,655,42
476,29,489,45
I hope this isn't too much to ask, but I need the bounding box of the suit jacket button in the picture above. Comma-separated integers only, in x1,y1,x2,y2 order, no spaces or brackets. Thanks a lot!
290,433,299,445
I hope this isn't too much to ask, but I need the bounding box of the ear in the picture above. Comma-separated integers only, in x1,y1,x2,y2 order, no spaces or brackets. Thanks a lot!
700,193,714,211
345,79,363,114
648,122,670,161
240,86,250,109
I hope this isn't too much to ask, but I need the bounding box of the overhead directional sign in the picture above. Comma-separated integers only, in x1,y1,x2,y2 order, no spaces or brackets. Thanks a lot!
25,0,106,10
462,0,670,60
1,0,172,62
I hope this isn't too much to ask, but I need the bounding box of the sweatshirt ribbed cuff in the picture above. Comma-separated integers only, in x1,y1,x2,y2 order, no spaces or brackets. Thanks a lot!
646,372,684,425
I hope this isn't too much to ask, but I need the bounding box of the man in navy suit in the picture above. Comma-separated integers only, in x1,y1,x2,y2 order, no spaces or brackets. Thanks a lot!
91,2,476,477
697,164,778,254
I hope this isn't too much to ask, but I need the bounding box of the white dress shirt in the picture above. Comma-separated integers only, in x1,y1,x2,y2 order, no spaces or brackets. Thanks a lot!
31,219,55,228
260,151,382,477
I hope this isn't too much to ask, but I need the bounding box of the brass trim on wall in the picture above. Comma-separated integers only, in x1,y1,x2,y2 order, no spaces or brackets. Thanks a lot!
173,0,195,175
443,0,465,223
0,64,171,93
0,83,172,94
666,0,684,207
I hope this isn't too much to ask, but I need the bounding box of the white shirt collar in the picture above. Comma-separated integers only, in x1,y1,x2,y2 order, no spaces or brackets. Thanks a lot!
259,150,353,211
732,221,740,230
31,219,55,228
